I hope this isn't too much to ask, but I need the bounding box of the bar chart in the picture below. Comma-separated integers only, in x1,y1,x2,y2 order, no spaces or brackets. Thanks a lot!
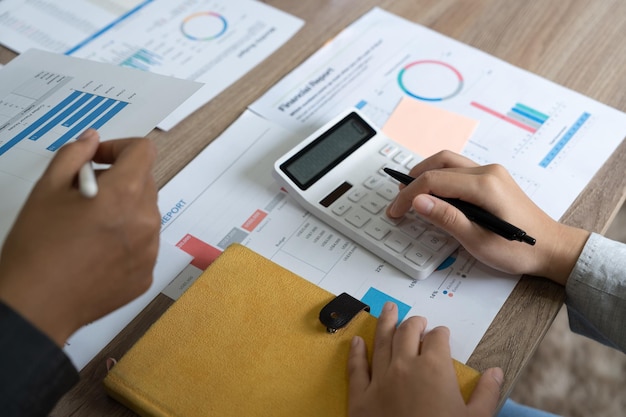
470,101,550,133
0,85,129,156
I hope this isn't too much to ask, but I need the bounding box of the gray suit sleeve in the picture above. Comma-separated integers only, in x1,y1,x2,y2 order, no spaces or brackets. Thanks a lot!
565,233,626,353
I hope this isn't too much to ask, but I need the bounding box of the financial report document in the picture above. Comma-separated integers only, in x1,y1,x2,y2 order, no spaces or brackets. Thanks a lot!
0,49,200,369
250,8,626,221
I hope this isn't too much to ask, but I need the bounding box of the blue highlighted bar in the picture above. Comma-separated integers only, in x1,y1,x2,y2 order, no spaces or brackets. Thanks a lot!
355,100,367,110
361,287,411,325
512,103,549,124
121,48,161,72
539,112,590,168
62,95,105,127
91,101,128,129
30,93,93,140
47,98,118,151
0,90,82,156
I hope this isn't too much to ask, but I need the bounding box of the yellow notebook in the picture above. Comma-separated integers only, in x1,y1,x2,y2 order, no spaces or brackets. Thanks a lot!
104,244,480,417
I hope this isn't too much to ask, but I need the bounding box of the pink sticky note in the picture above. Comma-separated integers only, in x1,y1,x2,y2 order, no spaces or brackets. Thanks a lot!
382,98,478,158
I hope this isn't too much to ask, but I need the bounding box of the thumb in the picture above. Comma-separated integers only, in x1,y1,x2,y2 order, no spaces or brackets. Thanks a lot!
467,367,503,416
42,129,100,189
412,194,475,237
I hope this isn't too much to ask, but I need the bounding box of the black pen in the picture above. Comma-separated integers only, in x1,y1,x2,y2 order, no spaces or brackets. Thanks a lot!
383,168,536,246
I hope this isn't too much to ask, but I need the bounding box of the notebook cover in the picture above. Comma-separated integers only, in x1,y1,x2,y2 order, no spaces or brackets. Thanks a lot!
104,244,480,417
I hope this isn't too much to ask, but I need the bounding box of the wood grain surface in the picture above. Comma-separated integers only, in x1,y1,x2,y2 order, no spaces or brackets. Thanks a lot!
1,0,624,415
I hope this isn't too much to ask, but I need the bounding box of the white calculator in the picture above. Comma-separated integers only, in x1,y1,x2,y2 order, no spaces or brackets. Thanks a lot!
273,108,459,280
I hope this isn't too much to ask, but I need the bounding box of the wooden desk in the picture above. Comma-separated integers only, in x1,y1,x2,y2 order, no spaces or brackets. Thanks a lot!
2,0,624,415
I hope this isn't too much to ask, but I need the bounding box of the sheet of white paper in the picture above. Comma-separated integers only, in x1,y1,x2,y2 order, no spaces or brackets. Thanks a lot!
250,7,626,221
64,241,192,369
158,110,520,363
0,0,147,53
0,49,201,243
67,0,304,130
0,50,200,369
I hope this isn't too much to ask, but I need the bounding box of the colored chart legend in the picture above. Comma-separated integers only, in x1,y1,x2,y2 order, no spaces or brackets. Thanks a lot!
471,101,549,133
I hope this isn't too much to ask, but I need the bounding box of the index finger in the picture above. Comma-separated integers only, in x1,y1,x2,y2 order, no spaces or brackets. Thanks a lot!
408,150,478,178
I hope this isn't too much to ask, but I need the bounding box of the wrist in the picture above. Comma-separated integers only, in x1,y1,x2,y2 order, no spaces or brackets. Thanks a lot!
541,224,590,286
0,269,76,347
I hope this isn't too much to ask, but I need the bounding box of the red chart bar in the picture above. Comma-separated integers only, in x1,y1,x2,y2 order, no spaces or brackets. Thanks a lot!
470,101,537,133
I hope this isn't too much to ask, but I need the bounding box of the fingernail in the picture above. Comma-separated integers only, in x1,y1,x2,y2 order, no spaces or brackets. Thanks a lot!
351,336,362,348
388,200,398,217
383,301,395,312
488,367,504,386
413,195,435,215
77,129,97,141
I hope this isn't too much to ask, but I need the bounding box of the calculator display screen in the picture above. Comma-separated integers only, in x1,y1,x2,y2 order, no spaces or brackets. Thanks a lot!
280,112,376,190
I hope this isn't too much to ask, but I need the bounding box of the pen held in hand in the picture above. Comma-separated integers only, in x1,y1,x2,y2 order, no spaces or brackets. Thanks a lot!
383,167,536,245
78,161,98,198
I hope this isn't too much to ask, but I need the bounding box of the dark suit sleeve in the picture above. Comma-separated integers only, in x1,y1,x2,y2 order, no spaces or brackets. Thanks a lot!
0,301,79,417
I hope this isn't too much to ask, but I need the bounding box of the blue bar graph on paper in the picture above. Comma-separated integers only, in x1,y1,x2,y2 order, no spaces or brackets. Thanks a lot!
539,112,590,168
120,48,161,72
90,101,129,129
47,98,118,151
29,93,93,140
62,95,105,127
512,103,549,124
0,90,82,156
361,287,411,325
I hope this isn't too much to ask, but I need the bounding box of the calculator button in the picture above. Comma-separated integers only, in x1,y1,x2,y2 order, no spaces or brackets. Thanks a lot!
381,214,403,226
405,247,432,266
364,221,391,241
393,151,412,165
331,201,351,216
419,231,448,251
399,220,426,239
376,183,397,201
345,208,371,228
361,195,387,215
379,144,397,158
348,188,367,203
384,232,411,253
363,176,383,189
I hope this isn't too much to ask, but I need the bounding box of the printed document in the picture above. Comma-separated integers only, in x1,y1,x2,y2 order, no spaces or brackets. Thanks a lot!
0,49,200,368
250,8,626,221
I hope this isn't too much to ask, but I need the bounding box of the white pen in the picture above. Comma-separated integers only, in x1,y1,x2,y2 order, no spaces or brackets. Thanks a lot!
78,161,98,198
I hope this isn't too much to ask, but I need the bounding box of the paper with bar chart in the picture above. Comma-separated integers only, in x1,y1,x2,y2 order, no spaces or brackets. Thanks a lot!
0,48,200,242
67,0,303,130
0,49,200,369
250,7,626,221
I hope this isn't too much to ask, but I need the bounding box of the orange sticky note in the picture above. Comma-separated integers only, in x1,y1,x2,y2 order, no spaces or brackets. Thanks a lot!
382,98,478,158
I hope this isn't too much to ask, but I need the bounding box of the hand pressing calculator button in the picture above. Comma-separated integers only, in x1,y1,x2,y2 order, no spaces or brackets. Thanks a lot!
273,108,459,280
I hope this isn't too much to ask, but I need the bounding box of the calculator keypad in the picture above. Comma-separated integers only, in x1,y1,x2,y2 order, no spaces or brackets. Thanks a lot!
322,142,457,275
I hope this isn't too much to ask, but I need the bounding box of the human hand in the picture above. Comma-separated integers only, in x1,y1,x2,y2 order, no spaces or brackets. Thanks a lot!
348,302,503,417
386,151,589,284
0,129,160,346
